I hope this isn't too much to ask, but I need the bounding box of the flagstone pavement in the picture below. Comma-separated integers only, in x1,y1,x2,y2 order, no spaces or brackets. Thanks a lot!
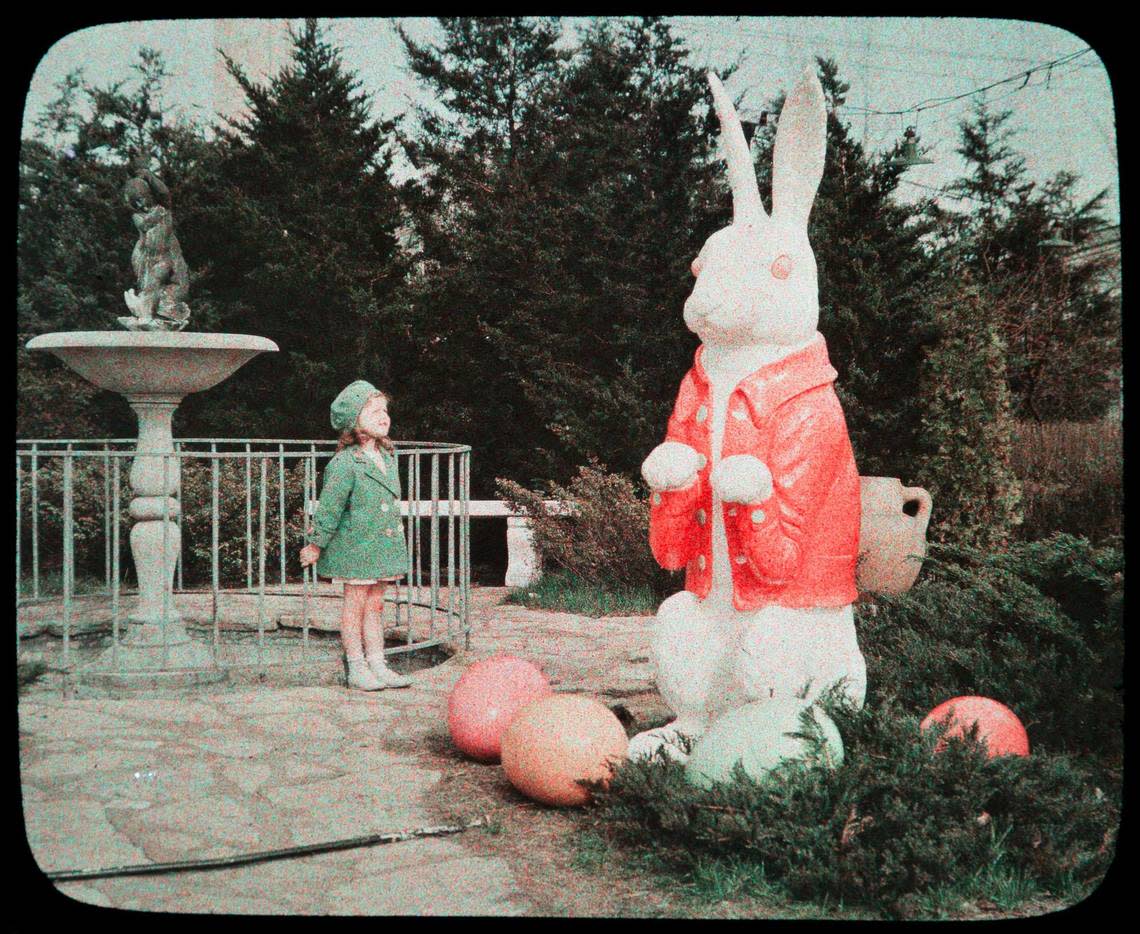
18,588,666,916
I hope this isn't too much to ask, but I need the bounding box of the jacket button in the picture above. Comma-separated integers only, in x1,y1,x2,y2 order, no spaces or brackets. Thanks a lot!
751,509,765,523
381,502,390,512
697,554,706,571
652,493,662,506
727,508,738,517
695,509,706,525
734,555,747,565
696,405,708,423
731,408,747,420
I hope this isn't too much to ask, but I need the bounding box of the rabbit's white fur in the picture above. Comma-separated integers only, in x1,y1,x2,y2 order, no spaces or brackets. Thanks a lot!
629,68,866,763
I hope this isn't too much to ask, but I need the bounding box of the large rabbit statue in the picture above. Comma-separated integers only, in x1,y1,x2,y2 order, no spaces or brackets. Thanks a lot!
629,67,865,762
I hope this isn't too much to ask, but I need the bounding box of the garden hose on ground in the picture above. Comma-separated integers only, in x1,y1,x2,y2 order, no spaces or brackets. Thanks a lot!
45,816,488,883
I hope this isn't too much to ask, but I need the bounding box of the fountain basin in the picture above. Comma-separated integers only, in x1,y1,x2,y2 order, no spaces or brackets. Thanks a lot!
26,331,278,399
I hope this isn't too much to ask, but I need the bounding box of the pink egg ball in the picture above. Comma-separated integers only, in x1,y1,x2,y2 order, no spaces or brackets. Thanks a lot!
447,655,552,762
501,694,629,807
921,696,1030,758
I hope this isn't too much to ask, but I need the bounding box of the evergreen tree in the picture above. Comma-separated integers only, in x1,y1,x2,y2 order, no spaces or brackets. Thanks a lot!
917,267,1023,550
184,18,408,439
484,17,724,482
946,101,1120,420
18,51,211,437
748,58,940,480
395,16,571,491
398,16,723,492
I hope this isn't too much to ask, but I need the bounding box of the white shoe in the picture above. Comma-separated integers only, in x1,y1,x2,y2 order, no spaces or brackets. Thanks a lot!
346,657,384,691
366,655,414,689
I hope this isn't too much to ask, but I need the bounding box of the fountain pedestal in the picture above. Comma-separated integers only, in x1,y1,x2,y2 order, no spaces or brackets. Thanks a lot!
27,331,278,689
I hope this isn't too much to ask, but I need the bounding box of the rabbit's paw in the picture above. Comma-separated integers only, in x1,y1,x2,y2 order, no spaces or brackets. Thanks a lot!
710,455,773,504
642,441,705,492
627,721,698,763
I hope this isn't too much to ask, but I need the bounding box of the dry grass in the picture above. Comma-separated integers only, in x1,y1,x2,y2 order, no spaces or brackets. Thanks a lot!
394,726,690,917
1010,419,1122,543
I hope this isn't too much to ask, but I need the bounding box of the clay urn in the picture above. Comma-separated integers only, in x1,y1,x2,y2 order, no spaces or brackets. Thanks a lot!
856,477,933,595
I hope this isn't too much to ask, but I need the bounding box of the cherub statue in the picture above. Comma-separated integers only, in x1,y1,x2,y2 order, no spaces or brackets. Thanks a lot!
119,154,191,331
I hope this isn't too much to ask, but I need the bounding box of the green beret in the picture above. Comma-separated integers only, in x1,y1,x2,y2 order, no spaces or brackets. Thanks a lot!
330,380,379,432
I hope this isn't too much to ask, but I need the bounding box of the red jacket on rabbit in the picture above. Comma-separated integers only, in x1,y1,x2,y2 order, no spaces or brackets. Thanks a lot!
649,334,859,610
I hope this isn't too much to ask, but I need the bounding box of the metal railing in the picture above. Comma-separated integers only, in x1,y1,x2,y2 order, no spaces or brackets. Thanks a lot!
16,439,471,681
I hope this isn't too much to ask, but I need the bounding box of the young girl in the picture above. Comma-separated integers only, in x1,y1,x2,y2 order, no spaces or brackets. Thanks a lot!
300,380,413,691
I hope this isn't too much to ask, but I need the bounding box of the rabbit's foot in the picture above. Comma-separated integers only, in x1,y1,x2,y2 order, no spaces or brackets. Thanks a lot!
643,441,705,492
710,455,773,504
627,719,704,763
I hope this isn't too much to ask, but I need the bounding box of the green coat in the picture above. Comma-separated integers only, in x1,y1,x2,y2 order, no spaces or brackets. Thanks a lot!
308,446,408,580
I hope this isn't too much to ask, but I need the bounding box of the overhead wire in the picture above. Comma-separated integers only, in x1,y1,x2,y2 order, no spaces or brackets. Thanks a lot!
844,48,1094,117
729,21,1066,66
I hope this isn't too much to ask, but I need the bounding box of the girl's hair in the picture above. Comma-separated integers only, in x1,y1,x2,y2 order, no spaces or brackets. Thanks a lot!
335,391,395,454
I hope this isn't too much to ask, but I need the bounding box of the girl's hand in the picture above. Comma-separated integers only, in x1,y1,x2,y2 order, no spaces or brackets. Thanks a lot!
299,544,321,567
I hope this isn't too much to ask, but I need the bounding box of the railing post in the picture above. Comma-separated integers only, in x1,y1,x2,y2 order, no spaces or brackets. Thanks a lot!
111,456,121,671
104,443,111,592
175,440,183,595
278,443,286,589
405,451,414,638
15,454,22,654
447,452,455,635
430,452,440,638
62,452,73,671
463,449,471,650
245,442,253,592
258,456,267,670
31,444,39,600
211,444,220,662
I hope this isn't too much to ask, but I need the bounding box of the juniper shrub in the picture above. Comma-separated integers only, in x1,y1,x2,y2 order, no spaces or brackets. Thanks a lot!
589,691,1119,915
858,533,1123,762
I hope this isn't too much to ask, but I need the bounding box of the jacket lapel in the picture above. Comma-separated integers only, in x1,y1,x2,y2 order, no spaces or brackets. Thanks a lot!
355,450,400,496
737,335,838,424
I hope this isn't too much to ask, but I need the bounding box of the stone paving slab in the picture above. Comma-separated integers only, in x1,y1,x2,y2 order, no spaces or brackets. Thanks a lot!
19,587,658,915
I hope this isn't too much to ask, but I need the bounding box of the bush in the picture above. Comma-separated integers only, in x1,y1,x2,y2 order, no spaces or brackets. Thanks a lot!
859,534,1123,763
178,455,310,589
590,690,1119,916
17,453,127,584
497,459,679,598
1010,419,1122,544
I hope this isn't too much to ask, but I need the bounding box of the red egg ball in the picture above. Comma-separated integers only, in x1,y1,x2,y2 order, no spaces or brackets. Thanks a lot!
921,696,1030,758
447,655,552,762
501,694,629,807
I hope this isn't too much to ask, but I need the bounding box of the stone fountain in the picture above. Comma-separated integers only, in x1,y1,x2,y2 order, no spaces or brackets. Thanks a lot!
26,159,277,688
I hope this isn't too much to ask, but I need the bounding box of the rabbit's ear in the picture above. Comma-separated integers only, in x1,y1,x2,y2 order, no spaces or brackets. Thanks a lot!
772,66,827,230
708,72,767,225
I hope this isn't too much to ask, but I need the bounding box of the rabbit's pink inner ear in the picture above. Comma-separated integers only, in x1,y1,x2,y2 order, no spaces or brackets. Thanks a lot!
772,66,828,230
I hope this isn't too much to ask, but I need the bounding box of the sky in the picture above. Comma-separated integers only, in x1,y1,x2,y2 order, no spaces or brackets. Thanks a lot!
20,16,1119,224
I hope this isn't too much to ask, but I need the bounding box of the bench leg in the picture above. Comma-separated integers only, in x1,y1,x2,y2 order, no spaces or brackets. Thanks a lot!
505,516,541,588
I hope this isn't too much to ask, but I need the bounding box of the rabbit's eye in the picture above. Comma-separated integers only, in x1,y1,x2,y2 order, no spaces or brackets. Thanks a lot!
691,256,704,277
770,254,793,280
